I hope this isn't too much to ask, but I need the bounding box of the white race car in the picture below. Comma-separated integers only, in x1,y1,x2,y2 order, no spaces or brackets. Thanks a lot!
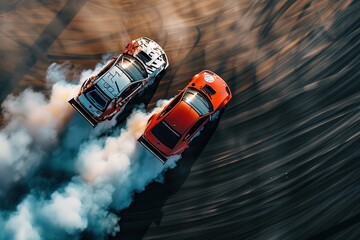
69,37,169,127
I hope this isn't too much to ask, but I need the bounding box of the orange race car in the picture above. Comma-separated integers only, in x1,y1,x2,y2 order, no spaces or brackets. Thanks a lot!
69,37,169,127
138,70,232,163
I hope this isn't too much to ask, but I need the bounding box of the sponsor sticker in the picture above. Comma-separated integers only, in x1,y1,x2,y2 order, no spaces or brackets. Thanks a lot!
204,74,215,83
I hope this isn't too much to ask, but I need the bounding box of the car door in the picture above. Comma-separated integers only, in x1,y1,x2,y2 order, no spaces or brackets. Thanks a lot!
183,116,209,142
117,81,143,105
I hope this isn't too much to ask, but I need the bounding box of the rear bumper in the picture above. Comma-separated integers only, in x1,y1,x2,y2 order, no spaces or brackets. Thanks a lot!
138,136,167,163
68,98,98,128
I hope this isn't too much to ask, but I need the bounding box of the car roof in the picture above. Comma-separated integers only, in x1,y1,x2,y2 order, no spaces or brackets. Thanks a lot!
164,100,200,135
95,64,131,99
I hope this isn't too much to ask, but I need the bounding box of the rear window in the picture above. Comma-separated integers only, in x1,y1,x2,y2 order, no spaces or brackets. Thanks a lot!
117,55,147,81
85,86,110,111
151,121,180,149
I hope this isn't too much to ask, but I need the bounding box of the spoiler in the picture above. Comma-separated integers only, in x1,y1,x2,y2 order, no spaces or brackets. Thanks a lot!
68,98,98,128
138,136,167,163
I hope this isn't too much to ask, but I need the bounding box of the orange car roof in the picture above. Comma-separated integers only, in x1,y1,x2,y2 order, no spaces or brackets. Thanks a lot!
164,101,199,135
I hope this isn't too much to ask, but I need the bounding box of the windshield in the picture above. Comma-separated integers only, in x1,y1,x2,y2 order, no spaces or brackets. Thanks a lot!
116,55,147,81
183,88,213,116
151,121,180,149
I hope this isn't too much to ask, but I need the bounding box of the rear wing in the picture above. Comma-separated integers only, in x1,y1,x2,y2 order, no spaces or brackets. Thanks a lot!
68,98,98,128
138,136,167,163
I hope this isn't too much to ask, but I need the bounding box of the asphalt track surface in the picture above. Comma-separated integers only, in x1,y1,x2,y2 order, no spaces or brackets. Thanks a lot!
1,0,359,239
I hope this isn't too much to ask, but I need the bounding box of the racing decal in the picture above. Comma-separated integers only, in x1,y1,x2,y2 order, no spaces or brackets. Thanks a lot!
123,40,141,55
102,70,122,94
103,82,115,94
126,38,168,76
204,74,215,83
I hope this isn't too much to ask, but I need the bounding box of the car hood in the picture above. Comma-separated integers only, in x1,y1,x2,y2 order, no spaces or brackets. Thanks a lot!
190,70,232,110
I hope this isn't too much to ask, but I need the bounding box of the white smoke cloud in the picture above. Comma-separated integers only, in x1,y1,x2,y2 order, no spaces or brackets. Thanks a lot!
0,99,176,239
2,199,41,240
0,60,108,197
0,84,78,197
40,186,88,234
0,44,192,239
0,57,181,238
1,0,200,236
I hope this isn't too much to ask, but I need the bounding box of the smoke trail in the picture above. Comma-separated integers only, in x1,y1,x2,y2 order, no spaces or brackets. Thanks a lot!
0,77,76,197
0,60,110,199
0,57,182,239
0,98,176,239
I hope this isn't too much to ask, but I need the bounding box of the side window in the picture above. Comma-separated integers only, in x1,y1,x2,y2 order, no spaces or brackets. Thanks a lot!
119,82,142,100
158,92,183,119
184,117,207,141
